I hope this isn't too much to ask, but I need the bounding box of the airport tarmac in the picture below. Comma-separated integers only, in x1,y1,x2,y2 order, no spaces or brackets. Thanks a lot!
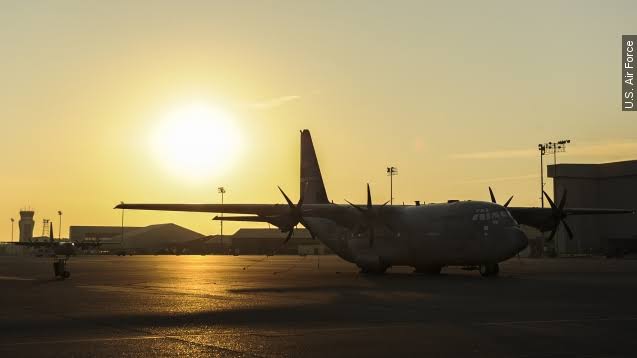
1,255,636,357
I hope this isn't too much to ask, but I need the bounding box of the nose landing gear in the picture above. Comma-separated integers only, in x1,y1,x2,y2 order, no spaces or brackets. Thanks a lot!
479,263,499,277
53,258,71,279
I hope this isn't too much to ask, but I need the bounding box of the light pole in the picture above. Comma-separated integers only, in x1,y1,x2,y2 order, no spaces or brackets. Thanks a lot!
552,140,570,180
218,187,226,237
10,218,14,242
386,166,398,205
541,140,570,193
539,140,571,207
57,211,62,240
539,139,571,255
537,144,547,208
120,201,125,248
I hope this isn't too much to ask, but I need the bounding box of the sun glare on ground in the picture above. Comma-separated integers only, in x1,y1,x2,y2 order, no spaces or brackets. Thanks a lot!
150,102,242,182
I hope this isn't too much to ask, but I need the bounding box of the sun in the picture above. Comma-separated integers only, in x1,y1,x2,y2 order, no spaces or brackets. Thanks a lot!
150,102,242,181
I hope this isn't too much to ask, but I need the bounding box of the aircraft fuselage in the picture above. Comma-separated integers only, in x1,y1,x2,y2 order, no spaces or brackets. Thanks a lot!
305,200,528,271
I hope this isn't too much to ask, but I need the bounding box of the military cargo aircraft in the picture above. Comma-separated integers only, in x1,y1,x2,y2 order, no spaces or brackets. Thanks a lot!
116,130,634,276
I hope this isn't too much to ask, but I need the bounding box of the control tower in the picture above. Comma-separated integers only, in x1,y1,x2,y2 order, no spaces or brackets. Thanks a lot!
19,210,35,243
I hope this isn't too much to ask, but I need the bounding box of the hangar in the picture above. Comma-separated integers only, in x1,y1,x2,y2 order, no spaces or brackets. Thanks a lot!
70,224,205,253
70,226,140,242
110,223,205,252
548,159,637,255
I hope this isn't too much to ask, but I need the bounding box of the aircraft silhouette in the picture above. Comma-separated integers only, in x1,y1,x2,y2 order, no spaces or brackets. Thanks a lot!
117,130,634,276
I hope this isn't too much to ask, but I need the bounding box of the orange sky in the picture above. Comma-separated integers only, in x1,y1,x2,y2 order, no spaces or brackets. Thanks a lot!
2,1,637,239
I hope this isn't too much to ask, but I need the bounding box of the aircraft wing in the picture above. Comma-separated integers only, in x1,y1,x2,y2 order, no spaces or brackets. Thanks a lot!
563,208,636,215
115,203,291,216
115,202,315,229
0,242,55,247
508,207,634,233
115,202,400,234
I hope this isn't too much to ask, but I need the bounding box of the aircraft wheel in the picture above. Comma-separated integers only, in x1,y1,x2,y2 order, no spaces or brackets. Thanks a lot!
479,263,499,277
414,266,442,275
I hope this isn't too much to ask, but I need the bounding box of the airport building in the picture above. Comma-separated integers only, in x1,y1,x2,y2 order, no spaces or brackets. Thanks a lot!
18,210,35,243
70,224,204,253
548,159,637,255
70,226,141,242
110,223,205,252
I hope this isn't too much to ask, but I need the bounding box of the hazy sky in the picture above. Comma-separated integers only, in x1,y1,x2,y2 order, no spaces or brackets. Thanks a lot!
2,1,636,238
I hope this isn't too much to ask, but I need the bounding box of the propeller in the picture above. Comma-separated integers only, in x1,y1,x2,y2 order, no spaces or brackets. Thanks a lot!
488,187,513,207
543,189,573,241
344,183,391,248
277,186,314,245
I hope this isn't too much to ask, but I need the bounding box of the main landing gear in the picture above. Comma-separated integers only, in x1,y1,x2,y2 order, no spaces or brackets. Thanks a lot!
53,258,71,279
479,263,499,277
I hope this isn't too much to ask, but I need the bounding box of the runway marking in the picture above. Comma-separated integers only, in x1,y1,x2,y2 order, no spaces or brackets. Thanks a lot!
0,275,34,281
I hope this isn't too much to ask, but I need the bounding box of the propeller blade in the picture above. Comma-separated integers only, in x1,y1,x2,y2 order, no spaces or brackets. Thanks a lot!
305,225,317,240
547,226,558,242
283,229,294,245
543,191,557,210
381,200,390,206
562,219,574,239
278,186,296,208
558,189,568,211
504,195,514,207
489,187,496,204
366,183,372,209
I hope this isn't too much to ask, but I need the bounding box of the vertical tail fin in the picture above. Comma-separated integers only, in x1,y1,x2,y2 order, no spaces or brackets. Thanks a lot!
300,129,329,204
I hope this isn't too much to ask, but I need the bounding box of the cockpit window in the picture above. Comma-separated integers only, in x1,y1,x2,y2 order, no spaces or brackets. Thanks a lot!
472,208,515,225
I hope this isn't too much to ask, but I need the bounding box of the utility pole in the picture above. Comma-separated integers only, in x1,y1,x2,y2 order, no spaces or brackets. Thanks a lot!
218,187,226,237
386,166,398,205
10,218,14,242
57,211,62,240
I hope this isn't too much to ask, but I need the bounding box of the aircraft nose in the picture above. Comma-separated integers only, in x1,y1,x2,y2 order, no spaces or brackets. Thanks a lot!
507,227,528,253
